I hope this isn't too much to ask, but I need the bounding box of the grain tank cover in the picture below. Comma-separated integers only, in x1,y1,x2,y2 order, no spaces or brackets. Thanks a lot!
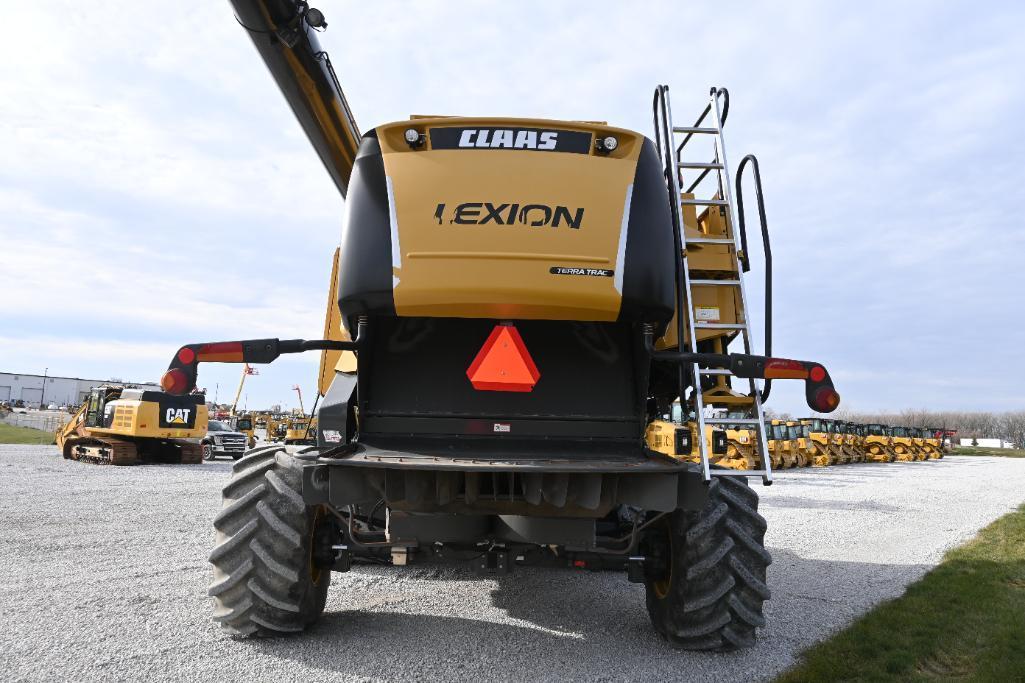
337,117,676,326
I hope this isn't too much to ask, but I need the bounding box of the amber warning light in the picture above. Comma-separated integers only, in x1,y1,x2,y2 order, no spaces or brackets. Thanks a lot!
467,325,540,392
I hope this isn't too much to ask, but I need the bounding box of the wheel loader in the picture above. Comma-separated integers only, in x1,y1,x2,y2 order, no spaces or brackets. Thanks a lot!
159,0,839,650
55,385,207,465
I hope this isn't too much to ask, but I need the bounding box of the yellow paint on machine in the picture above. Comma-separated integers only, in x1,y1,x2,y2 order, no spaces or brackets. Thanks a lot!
88,399,209,440
376,117,642,321
318,247,357,397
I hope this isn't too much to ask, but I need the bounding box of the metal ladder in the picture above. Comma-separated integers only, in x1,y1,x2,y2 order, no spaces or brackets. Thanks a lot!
652,86,773,485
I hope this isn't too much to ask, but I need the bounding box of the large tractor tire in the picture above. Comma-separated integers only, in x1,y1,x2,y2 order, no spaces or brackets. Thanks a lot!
208,445,330,637
644,476,771,650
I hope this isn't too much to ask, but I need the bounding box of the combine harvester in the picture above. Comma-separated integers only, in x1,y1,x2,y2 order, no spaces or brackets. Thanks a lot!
158,0,840,648
56,385,207,465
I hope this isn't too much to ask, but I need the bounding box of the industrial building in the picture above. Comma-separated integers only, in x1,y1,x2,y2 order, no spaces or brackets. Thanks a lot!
0,372,160,408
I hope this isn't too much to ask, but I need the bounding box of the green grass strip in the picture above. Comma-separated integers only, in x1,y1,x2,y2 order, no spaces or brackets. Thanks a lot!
777,504,1025,682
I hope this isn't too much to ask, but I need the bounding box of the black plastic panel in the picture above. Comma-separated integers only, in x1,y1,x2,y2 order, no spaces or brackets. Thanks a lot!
357,317,646,446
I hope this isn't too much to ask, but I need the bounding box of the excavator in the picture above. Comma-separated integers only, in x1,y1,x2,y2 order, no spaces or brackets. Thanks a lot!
158,0,840,649
56,385,207,465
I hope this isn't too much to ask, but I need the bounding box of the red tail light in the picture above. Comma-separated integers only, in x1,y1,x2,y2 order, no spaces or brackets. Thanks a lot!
811,387,840,413
160,368,191,395
467,325,540,392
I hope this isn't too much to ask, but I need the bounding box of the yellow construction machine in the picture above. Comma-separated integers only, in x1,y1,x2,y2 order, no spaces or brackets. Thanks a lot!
787,420,812,467
841,421,864,463
801,418,836,467
721,412,762,470
824,420,849,464
922,428,943,459
767,419,797,468
910,427,935,460
231,413,257,447
158,0,840,649
889,426,917,461
56,385,207,465
650,405,760,471
863,423,897,462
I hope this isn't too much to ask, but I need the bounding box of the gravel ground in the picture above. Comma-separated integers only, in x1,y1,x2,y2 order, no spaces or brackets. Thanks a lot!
1,445,1023,682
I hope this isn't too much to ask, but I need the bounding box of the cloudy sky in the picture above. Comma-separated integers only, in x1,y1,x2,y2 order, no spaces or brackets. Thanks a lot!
2,1,1023,414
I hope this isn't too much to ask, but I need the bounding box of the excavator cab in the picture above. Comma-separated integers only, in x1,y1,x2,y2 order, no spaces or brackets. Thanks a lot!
83,388,103,428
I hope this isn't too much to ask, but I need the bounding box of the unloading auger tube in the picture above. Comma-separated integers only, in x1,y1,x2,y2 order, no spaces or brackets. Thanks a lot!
230,0,360,197
159,321,838,415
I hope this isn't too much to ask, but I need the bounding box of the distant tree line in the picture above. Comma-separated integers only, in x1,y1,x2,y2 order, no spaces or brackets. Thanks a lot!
762,409,1025,448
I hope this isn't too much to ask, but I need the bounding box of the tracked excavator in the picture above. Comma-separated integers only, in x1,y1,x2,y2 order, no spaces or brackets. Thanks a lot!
159,0,840,649
56,385,207,465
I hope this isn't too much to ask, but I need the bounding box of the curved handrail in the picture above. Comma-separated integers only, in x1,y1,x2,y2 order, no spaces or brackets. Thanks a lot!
735,154,773,401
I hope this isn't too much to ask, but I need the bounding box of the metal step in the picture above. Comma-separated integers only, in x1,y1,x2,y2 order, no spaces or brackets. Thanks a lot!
694,322,747,330
673,126,718,135
710,469,770,478
700,368,732,375
705,418,762,425
690,279,741,286
677,161,723,170
685,237,734,245
680,198,729,206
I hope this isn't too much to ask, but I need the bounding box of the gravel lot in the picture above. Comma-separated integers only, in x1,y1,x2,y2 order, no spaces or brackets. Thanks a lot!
2,445,1023,682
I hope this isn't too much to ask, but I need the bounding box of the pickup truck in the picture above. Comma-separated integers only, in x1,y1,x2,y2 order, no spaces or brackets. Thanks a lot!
201,420,248,461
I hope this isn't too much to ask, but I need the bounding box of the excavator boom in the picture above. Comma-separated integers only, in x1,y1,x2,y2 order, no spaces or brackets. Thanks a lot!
231,0,360,197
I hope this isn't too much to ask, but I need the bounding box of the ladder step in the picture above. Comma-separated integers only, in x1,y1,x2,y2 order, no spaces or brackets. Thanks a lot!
673,126,718,135
685,237,734,245
680,198,729,207
699,368,732,375
694,322,747,330
705,418,761,425
677,161,724,170
690,279,741,286
710,469,769,478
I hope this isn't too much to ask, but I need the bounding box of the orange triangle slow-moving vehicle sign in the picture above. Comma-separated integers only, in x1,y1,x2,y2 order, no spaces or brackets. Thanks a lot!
467,325,540,392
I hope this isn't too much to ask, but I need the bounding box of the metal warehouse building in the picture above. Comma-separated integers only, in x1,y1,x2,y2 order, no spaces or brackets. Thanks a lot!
0,372,160,408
